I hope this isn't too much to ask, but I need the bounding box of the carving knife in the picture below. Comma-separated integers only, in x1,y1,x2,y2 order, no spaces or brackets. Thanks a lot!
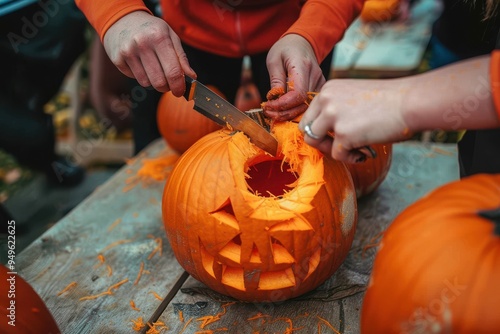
183,75,278,156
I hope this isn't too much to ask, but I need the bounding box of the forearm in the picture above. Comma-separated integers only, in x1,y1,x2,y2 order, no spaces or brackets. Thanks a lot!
284,0,365,63
403,55,500,132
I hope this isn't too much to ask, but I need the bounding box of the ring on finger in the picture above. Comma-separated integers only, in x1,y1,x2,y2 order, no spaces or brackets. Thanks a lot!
303,121,321,140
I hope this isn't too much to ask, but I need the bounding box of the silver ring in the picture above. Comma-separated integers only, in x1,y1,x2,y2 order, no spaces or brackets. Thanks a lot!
303,121,321,140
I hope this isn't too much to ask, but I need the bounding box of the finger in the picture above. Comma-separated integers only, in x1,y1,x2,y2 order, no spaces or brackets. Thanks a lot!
266,56,287,90
298,96,322,132
155,38,186,96
113,59,135,79
305,135,333,154
125,56,152,87
264,104,308,122
139,47,172,92
171,33,196,78
262,90,307,111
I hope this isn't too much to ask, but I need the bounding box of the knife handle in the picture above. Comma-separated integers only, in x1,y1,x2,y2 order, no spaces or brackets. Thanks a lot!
184,75,196,101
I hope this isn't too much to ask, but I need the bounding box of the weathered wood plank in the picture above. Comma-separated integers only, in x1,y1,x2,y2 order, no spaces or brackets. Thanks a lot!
154,141,460,333
17,141,184,333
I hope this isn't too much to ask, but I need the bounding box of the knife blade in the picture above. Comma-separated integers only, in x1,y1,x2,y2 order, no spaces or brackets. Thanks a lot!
184,75,278,156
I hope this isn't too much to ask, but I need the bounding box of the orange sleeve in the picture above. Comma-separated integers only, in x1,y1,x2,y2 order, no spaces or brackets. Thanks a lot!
283,0,365,63
75,0,152,42
490,50,500,120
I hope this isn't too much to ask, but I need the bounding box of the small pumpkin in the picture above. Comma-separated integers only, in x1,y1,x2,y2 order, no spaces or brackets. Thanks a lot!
162,121,358,302
235,81,261,112
360,0,401,23
361,173,500,333
0,265,60,333
346,143,392,198
156,86,224,153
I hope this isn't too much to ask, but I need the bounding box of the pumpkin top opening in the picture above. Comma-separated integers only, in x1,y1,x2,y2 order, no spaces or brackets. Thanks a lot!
478,207,500,235
246,159,298,197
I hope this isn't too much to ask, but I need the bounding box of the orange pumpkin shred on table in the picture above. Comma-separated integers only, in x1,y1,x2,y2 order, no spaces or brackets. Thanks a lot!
361,173,500,333
0,265,60,334
162,121,358,302
156,85,224,154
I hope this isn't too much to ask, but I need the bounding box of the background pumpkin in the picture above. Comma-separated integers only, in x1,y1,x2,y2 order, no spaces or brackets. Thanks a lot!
346,143,392,198
0,265,60,333
162,121,358,302
156,85,224,153
361,173,500,333
360,0,401,23
234,80,261,112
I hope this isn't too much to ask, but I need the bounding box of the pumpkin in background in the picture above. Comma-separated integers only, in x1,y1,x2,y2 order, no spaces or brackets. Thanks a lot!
346,143,392,198
361,174,500,333
235,81,261,112
360,0,401,23
162,121,357,302
156,85,223,153
0,265,60,333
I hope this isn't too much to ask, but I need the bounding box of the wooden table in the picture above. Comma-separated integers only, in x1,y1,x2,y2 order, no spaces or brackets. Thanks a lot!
17,139,459,333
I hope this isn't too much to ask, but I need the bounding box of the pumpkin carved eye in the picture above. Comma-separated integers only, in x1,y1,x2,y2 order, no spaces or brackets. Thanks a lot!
162,121,357,302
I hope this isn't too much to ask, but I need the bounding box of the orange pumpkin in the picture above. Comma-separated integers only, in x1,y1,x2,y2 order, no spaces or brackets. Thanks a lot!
346,143,392,198
235,81,261,112
156,86,223,153
162,121,358,302
0,265,60,333
361,173,500,333
360,0,401,23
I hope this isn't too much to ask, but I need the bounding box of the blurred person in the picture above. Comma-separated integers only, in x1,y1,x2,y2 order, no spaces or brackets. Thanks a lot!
0,0,88,185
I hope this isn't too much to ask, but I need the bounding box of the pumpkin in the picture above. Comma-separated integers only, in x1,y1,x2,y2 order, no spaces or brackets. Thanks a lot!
235,81,261,112
346,143,392,198
156,85,223,153
361,173,500,333
360,0,401,23
0,265,60,333
162,121,358,302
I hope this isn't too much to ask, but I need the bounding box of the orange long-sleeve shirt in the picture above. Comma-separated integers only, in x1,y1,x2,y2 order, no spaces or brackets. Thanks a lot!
75,0,364,63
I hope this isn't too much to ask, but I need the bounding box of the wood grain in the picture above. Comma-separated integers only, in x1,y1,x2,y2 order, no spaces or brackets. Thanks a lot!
17,142,184,333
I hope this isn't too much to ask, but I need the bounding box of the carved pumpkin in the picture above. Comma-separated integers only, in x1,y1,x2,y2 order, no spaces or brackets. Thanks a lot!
361,173,500,333
360,0,401,23
0,265,60,333
346,143,392,198
162,121,358,302
156,86,223,153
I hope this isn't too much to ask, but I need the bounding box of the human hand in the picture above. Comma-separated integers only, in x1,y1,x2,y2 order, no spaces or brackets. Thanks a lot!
263,34,326,121
103,11,197,97
298,78,412,163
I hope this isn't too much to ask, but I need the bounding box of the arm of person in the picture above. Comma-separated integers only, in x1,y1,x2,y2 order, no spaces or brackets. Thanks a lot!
75,0,196,96
298,55,500,163
263,0,365,121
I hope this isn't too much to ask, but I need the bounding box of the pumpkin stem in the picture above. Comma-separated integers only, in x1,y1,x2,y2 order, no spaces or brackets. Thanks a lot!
478,207,500,235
